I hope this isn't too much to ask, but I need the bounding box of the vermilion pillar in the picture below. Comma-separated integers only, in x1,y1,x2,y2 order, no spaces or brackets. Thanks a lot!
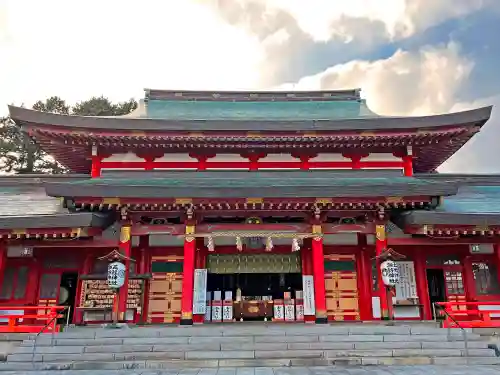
414,249,431,320
357,234,372,320
375,224,389,319
311,227,327,323
193,238,207,324
402,156,413,177
118,224,132,321
181,224,196,325
91,155,102,178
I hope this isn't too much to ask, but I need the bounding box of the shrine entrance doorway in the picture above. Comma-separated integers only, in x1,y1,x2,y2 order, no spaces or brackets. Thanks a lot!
58,272,78,324
207,273,303,303
204,253,305,322
426,269,446,318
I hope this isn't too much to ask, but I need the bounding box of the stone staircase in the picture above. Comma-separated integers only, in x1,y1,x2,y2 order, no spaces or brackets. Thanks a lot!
1,323,499,371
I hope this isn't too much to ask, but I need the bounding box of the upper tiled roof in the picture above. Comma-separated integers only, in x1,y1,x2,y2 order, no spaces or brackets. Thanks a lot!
144,99,378,121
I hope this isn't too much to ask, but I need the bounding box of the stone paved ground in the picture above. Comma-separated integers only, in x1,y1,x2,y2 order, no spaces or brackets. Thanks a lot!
0,366,500,375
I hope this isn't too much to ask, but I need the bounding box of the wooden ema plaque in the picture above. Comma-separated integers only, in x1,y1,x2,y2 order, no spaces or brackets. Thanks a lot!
81,279,143,312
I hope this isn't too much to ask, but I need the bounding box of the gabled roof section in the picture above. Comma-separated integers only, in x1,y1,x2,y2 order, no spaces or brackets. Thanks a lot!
0,174,113,233
144,89,377,121
396,181,500,227
0,174,89,216
0,212,113,230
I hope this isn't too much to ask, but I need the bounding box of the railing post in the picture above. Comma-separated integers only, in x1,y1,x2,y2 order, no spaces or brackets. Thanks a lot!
65,306,71,328
463,328,469,357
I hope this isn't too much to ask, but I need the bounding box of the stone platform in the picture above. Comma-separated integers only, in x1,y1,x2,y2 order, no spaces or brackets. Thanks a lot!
0,323,499,371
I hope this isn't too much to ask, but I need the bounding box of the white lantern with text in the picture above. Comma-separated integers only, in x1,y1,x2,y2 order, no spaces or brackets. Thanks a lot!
381,260,400,287
107,261,126,289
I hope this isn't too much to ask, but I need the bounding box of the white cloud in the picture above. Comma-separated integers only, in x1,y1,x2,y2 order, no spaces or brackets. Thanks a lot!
211,0,491,43
0,0,265,114
285,42,473,116
399,0,488,38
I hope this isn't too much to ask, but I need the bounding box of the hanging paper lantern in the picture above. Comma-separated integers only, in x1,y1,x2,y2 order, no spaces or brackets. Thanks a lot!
236,236,243,251
265,237,273,252
292,238,301,252
381,260,400,286
207,236,215,252
107,261,126,289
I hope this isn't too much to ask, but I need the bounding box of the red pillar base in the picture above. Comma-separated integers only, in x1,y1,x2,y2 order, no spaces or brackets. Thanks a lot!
304,315,316,323
193,315,204,324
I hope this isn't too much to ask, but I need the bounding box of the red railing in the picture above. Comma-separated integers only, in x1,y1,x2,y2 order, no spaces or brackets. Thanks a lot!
0,306,66,333
437,301,500,328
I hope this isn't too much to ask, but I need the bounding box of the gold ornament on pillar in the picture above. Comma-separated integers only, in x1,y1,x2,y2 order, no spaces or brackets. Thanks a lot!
375,224,386,241
312,224,322,241
185,225,195,243
119,225,131,243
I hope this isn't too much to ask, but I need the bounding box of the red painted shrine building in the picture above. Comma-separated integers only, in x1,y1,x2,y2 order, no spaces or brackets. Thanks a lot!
1,88,500,325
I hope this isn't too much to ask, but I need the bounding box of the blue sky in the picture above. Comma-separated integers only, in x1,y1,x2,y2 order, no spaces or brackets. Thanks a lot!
1,0,499,172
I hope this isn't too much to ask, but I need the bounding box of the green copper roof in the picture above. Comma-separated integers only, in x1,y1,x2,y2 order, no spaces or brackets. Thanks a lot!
439,186,500,213
144,99,379,120
396,185,500,226
66,174,427,188
45,172,458,199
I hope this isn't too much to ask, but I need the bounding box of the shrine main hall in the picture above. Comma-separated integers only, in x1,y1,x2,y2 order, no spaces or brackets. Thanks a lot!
0,88,499,325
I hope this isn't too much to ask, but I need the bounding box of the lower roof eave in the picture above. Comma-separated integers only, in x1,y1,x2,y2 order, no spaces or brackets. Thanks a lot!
0,212,115,230
396,211,500,227
43,174,460,199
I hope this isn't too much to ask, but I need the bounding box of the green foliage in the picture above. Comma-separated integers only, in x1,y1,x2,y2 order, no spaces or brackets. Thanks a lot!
0,96,138,174
72,96,138,116
32,96,70,115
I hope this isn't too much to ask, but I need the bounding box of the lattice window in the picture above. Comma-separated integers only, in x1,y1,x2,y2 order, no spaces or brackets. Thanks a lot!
0,266,29,300
472,262,500,295
445,271,464,295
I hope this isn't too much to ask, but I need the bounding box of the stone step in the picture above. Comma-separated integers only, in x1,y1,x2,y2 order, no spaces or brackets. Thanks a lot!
21,333,484,350
1,355,500,371
7,347,497,363
13,339,491,355
48,325,468,339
